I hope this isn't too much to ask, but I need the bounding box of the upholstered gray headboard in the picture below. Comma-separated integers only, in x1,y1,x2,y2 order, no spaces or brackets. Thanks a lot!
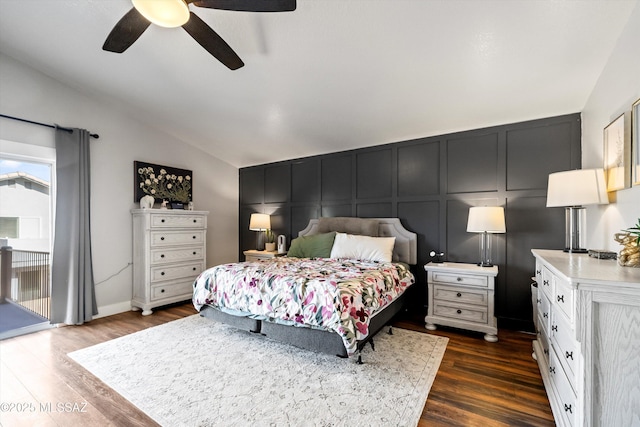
298,217,418,265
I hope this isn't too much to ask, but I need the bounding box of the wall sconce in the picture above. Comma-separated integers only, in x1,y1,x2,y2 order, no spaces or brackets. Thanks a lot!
249,213,271,251
467,206,506,267
546,169,608,253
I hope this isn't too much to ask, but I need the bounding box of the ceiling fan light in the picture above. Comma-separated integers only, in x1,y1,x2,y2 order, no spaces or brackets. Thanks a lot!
132,0,190,28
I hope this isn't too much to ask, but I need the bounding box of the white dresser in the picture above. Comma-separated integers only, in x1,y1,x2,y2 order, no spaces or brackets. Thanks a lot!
131,209,208,315
424,262,498,342
532,249,640,427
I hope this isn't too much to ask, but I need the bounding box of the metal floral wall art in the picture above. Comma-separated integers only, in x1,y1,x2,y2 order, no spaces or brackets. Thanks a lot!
134,161,192,204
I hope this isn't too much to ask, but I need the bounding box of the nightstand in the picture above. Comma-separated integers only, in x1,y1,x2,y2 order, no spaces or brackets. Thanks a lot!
424,262,498,342
243,250,286,262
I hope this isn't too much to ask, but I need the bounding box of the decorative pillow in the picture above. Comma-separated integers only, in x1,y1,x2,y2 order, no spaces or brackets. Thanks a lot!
316,217,379,236
329,232,396,263
287,232,337,258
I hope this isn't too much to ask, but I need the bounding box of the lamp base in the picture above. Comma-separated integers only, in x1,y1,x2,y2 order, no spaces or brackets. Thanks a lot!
477,262,494,267
563,248,588,254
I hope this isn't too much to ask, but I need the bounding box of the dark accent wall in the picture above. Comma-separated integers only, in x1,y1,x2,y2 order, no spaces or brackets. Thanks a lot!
239,113,581,330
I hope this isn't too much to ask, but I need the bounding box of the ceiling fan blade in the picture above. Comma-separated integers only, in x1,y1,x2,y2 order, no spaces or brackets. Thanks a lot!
103,7,151,53
192,0,296,12
182,12,244,70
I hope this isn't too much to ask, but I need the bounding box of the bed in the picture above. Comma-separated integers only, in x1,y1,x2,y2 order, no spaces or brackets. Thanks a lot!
192,217,417,359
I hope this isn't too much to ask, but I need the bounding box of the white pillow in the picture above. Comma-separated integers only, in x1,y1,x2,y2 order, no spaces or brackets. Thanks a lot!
330,233,396,263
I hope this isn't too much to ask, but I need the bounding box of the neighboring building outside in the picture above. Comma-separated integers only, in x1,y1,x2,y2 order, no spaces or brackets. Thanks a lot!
0,171,50,252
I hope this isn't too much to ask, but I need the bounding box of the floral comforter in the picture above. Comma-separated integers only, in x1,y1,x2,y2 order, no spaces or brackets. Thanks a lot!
192,257,414,355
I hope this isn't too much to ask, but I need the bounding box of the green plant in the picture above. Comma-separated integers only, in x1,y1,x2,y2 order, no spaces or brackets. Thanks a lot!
265,229,275,243
622,218,640,245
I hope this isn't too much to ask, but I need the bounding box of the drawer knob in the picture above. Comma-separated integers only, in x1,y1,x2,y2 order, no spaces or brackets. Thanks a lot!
193,219,197,223
456,309,462,314
552,325,558,332
456,292,462,297
549,366,556,374
536,269,541,275
193,235,196,239
193,251,197,255
193,267,196,271
160,237,165,241
543,280,549,286
544,349,549,355
537,298,541,304
543,312,548,318
161,289,165,293
456,277,462,282
564,404,572,414
557,295,565,303
160,254,165,258
565,351,573,360
161,272,165,276
161,219,165,223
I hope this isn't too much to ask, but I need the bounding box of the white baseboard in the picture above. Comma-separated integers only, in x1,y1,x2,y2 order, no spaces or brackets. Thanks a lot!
95,301,132,319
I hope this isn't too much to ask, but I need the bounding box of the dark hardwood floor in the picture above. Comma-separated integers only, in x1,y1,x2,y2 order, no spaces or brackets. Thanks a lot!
0,303,554,426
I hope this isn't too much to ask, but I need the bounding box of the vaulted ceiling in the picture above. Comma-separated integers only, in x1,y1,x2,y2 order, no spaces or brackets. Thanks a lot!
0,0,637,167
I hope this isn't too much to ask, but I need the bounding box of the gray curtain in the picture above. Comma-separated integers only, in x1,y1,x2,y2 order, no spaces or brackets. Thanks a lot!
50,127,97,324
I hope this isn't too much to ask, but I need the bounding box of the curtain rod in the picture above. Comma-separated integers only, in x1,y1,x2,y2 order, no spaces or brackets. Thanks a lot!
0,113,99,139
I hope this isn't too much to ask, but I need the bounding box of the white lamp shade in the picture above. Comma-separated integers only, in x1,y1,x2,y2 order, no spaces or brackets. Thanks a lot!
546,169,609,207
467,207,506,233
249,213,271,231
132,0,190,28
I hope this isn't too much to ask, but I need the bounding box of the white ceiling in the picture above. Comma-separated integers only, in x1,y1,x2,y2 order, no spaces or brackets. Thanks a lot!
0,0,637,168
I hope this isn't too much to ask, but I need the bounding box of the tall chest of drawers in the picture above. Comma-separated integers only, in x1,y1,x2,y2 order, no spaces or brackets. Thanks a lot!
131,209,208,315
532,249,640,427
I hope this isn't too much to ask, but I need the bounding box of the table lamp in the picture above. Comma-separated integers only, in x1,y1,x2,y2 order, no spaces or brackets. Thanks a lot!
467,206,506,267
249,213,270,251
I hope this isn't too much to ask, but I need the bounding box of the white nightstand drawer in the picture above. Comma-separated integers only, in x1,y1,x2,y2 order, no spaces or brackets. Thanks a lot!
432,272,488,287
151,230,205,246
151,262,203,282
150,280,193,301
433,284,488,306
433,302,488,324
151,246,204,264
151,214,205,229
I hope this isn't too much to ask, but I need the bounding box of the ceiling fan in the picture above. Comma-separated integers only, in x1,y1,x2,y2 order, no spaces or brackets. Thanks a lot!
103,0,296,70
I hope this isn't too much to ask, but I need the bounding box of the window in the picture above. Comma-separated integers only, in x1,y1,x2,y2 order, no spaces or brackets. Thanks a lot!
0,217,19,238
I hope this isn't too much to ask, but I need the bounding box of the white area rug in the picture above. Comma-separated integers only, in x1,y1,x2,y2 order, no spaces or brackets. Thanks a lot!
69,315,448,426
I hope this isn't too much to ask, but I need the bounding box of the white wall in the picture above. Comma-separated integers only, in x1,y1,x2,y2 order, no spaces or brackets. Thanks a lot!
0,53,239,318
582,2,640,252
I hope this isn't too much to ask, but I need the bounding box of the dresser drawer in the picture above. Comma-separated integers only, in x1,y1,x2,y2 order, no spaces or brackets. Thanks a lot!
551,310,578,389
537,291,551,336
151,262,203,282
433,284,488,306
432,272,488,288
433,301,488,324
150,280,193,301
150,214,205,229
540,265,554,299
549,347,578,427
538,328,551,364
554,277,575,324
151,246,204,264
151,230,205,246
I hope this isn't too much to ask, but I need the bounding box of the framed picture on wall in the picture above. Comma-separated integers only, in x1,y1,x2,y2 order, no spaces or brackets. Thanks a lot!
603,112,631,192
134,161,193,205
632,98,640,186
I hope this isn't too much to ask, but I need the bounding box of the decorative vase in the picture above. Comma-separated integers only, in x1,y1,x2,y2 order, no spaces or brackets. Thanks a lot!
614,232,640,268
140,195,154,209
265,242,276,252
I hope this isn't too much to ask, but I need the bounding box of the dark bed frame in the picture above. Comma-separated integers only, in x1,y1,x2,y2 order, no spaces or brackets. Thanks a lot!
199,217,418,360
